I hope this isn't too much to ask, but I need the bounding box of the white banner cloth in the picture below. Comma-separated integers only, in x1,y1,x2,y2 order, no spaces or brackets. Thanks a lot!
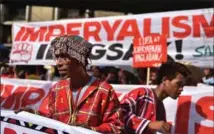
11,8,214,67
1,78,214,133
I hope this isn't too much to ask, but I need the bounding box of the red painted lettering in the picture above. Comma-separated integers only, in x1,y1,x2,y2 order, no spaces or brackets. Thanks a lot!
172,16,191,38
162,17,170,38
193,15,214,37
14,27,25,41
195,123,214,134
4,128,17,134
21,27,47,41
143,18,159,36
102,20,122,41
174,96,192,134
2,86,27,110
0,84,14,104
45,25,65,41
67,23,82,35
84,21,101,41
117,19,141,40
196,96,214,121
22,87,45,107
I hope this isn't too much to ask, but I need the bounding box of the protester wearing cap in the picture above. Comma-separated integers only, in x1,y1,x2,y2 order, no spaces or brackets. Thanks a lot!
39,35,124,133
50,35,92,79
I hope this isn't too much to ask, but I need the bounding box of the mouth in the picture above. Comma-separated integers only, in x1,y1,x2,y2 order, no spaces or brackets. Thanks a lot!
58,70,68,76
59,70,67,73
58,68,67,72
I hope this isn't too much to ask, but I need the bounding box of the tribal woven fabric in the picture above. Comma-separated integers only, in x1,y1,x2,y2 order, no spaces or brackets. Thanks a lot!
121,88,166,134
50,35,93,66
39,78,124,134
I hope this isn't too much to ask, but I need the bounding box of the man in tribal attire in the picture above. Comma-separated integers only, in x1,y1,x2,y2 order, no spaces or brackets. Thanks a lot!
38,35,124,133
121,62,191,134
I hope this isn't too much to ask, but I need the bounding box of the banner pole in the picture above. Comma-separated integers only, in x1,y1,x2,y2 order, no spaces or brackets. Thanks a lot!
146,67,150,85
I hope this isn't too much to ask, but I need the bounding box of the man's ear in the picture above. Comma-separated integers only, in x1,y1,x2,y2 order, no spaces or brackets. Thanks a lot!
162,76,168,83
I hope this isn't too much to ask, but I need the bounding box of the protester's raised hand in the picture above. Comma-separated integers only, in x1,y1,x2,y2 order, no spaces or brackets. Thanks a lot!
14,107,35,114
148,121,171,134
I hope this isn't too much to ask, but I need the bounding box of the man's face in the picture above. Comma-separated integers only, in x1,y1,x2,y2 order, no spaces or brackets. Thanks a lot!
118,70,128,84
163,73,186,99
106,73,118,84
92,66,101,78
137,68,147,80
204,68,210,76
55,53,81,79
150,72,157,81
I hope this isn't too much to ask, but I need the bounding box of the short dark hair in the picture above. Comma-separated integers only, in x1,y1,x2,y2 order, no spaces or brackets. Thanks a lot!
156,62,191,85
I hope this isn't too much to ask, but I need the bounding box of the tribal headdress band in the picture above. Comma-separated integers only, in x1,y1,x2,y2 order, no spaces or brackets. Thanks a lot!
50,35,93,66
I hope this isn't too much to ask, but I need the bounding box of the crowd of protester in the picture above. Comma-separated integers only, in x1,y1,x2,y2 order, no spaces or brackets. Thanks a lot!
1,64,213,86
1,35,213,134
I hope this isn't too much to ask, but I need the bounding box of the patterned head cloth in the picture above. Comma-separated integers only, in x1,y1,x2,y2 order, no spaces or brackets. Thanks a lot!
50,35,93,66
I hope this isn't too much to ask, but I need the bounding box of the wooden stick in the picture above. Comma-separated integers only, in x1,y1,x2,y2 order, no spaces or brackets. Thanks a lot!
146,67,150,85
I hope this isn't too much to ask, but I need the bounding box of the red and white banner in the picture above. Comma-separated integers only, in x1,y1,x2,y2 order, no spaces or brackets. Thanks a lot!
1,78,214,133
11,8,214,67
1,110,100,134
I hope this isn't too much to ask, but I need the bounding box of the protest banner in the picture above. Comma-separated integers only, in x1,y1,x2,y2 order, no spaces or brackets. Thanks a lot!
1,78,214,133
132,35,167,67
1,110,100,134
11,8,214,67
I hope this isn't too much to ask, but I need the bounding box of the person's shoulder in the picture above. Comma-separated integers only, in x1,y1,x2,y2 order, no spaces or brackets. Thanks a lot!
208,76,214,81
128,87,152,96
98,80,113,90
202,77,206,82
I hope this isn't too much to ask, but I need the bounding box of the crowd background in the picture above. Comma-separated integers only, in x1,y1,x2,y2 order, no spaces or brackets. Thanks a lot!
1,64,214,86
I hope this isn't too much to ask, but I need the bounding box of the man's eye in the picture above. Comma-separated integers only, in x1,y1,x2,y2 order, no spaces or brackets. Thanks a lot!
177,82,181,86
177,82,184,87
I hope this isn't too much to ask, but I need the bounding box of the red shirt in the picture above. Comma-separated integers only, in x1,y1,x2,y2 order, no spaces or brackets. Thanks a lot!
121,88,166,134
39,77,124,134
